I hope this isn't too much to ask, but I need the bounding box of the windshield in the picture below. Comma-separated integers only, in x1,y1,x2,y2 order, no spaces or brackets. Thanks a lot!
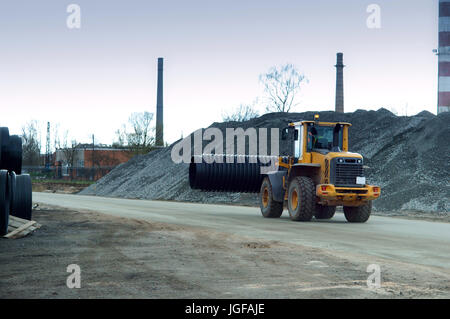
307,124,343,151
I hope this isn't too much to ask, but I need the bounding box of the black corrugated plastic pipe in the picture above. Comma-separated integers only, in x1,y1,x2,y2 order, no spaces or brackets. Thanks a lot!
189,154,281,193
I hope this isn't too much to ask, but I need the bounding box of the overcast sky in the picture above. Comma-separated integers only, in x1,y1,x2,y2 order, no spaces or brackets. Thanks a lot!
0,0,439,147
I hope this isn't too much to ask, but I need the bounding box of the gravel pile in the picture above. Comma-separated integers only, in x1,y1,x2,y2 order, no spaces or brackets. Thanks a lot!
81,109,450,213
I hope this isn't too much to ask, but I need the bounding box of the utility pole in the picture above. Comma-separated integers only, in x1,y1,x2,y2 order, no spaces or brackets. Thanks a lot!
91,134,95,180
45,122,50,169
92,134,95,166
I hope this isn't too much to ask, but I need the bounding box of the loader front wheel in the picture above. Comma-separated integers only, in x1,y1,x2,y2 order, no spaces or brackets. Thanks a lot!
314,205,336,220
343,201,372,223
259,177,283,218
287,176,315,221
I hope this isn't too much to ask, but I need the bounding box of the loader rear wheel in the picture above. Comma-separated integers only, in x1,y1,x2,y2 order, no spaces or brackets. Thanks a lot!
343,201,372,223
259,177,283,218
314,205,336,219
287,176,315,221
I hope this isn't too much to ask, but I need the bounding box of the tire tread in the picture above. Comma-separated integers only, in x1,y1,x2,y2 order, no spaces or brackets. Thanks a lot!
288,176,315,221
343,202,372,223
260,177,283,218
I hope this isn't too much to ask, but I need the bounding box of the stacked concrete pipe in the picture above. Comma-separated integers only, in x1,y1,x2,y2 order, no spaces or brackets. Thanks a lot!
0,127,32,236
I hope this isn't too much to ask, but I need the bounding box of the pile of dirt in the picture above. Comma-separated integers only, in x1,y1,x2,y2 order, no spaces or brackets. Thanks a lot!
81,109,450,213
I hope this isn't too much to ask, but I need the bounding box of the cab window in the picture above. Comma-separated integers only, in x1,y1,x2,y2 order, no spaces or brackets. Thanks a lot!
307,124,343,151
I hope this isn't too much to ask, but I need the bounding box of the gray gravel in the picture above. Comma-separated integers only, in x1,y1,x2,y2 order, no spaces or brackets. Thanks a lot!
81,108,450,213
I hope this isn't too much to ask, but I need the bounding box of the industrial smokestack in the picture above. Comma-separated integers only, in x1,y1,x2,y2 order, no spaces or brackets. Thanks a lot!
156,57,164,146
438,0,450,114
335,52,345,113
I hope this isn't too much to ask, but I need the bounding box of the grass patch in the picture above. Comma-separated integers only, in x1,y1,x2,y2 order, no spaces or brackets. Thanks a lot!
31,179,96,186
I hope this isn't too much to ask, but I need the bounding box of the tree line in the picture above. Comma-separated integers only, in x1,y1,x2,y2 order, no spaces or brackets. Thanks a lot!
20,111,157,167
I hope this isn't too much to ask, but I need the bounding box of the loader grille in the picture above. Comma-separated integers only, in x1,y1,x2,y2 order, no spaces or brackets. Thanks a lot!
331,159,364,187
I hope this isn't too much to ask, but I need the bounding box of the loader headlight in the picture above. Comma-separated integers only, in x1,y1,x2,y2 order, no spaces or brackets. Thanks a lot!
338,158,344,163
357,159,362,164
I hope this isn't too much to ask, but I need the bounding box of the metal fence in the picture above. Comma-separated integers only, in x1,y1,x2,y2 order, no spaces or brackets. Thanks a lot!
22,166,116,181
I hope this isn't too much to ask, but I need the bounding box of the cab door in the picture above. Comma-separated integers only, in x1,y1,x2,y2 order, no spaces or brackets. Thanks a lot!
294,124,303,160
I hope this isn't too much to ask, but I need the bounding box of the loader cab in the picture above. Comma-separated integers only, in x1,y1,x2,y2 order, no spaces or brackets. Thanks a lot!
283,118,351,160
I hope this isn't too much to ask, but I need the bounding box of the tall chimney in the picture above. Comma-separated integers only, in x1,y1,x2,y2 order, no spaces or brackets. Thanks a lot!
438,0,450,114
156,57,164,146
335,52,345,113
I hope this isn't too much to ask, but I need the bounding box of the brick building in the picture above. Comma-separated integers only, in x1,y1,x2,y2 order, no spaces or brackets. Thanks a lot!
54,144,133,180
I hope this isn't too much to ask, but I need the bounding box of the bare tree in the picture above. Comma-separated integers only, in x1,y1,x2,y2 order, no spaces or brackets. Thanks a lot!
128,112,154,148
113,125,128,148
21,120,41,166
114,112,155,154
222,103,260,122
260,64,307,113
60,131,78,180
52,123,61,152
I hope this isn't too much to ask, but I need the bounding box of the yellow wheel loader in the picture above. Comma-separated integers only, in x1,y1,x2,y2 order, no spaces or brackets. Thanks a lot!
260,115,380,222
189,115,380,223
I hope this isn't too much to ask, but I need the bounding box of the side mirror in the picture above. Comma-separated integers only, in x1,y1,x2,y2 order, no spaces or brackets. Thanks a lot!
281,128,288,140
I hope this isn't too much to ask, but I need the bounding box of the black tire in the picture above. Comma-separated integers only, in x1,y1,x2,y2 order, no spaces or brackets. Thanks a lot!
287,176,315,221
11,174,32,220
0,127,10,168
343,201,372,223
6,135,22,175
9,171,16,212
0,170,11,236
315,205,336,219
259,177,283,218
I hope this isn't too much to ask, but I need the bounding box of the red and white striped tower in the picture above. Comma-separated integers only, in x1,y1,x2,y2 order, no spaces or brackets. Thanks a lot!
438,0,450,113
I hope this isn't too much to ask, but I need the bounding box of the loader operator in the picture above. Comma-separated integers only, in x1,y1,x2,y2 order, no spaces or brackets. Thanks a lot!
309,126,332,150
309,127,323,149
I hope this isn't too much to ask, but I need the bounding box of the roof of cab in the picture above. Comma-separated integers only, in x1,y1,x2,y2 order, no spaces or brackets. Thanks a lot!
289,120,352,126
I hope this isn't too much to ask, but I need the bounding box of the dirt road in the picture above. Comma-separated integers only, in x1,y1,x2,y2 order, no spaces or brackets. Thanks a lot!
0,193,449,298
34,193,450,268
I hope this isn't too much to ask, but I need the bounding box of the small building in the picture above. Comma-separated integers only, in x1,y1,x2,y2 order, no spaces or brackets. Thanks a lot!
54,144,133,181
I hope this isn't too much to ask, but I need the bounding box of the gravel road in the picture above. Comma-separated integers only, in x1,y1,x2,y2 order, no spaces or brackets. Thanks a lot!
34,193,450,269
1,192,444,298
0,193,442,298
